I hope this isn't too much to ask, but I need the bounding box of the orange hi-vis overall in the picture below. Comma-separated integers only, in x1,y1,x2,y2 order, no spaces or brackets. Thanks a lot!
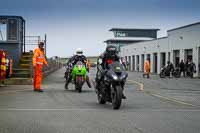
144,60,150,74
32,48,48,90
0,50,6,80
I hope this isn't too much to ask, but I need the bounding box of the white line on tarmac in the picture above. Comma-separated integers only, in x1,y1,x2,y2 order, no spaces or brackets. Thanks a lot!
0,89,32,95
128,80,199,107
0,108,200,112
0,108,101,111
148,92,198,107
128,80,144,91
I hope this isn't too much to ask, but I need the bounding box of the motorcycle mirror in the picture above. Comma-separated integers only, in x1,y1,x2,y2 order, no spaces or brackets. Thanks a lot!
98,58,102,64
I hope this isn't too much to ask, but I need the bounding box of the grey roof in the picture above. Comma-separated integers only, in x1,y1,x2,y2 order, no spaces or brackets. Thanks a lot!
168,22,200,32
104,39,146,44
0,15,25,21
109,28,160,31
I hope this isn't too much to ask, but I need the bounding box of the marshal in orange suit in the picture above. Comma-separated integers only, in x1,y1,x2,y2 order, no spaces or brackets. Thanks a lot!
32,42,48,92
143,58,150,78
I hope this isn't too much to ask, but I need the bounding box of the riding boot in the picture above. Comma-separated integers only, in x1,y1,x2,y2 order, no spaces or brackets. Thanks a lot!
65,81,69,90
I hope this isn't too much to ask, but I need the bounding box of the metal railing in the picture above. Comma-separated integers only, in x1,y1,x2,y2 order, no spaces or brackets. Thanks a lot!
24,35,47,56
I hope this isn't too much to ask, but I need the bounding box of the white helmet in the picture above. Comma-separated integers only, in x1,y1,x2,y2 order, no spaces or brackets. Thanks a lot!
76,48,83,56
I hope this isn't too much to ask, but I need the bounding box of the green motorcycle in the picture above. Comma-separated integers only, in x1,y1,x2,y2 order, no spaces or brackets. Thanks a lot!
71,61,87,92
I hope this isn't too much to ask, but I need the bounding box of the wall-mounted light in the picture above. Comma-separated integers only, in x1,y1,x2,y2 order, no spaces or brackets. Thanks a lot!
180,36,183,40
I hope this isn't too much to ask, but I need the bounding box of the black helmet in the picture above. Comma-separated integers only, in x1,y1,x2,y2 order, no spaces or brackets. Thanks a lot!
106,45,117,57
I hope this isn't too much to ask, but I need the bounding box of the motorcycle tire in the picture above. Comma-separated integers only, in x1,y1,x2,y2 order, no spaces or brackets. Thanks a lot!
112,85,122,110
75,81,82,93
160,72,165,78
173,72,180,78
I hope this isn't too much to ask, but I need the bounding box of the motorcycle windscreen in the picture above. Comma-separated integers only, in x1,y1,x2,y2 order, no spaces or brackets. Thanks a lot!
108,62,125,72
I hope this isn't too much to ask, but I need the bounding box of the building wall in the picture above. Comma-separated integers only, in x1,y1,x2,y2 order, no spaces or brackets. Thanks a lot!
120,23,200,77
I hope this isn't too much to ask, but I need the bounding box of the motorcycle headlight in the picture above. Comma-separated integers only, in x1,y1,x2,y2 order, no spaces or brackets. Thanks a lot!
112,74,118,80
122,74,127,79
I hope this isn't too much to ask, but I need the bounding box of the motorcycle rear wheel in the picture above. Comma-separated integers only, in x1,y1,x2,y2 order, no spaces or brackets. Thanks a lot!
75,81,82,93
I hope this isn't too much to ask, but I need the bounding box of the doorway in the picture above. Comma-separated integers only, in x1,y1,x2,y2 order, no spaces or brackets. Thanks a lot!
132,55,135,71
141,54,144,72
160,52,166,68
184,49,193,62
198,47,200,76
173,50,180,67
136,55,140,71
153,53,158,73
128,56,131,71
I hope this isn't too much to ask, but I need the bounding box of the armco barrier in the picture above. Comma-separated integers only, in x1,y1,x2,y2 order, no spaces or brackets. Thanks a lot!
43,58,63,77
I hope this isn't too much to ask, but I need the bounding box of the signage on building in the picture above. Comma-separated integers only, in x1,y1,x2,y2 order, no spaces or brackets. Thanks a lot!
115,32,126,37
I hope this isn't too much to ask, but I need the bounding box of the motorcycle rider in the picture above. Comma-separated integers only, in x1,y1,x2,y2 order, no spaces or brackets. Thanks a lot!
65,48,89,89
96,45,126,99
166,61,174,77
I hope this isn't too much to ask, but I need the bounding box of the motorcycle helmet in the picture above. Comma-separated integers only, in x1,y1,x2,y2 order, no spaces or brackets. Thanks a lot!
76,48,83,56
106,45,117,58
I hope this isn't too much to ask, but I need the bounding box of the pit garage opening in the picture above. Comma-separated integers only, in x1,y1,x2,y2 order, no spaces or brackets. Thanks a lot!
153,53,158,73
136,55,140,71
160,52,166,68
141,54,145,72
199,47,200,76
185,49,193,61
132,55,135,71
173,50,180,67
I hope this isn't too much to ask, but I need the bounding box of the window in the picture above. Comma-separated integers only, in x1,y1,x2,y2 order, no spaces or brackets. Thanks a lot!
0,19,7,41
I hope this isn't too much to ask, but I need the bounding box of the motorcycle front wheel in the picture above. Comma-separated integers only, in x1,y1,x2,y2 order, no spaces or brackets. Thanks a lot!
112,85,122,110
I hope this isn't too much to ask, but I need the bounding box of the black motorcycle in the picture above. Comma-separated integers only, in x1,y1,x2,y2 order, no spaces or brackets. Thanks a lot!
95,61,128,109
160,66,180,78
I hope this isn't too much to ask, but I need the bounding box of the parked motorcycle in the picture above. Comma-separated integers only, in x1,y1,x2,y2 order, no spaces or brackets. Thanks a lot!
95,61,128,109
160,66,180,78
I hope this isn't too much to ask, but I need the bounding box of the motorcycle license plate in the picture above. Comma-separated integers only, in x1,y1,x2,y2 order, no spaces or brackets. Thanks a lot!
76,76,83,81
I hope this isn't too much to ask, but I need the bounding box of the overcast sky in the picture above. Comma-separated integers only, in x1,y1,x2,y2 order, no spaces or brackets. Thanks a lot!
1,0,200,57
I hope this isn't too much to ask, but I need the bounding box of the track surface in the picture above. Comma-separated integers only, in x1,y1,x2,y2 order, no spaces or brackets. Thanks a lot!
0,68,200,133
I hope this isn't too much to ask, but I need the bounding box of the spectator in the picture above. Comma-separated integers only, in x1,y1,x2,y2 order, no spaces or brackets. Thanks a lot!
166,61,174,77
188,60,196,78
179,60,185,77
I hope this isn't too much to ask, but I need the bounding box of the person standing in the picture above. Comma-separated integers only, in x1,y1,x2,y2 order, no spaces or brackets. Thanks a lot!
179,60,185,77
0,49,6,86
86,59,91,72
188,60,196,78
143,58,150,78
32,42,48,92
